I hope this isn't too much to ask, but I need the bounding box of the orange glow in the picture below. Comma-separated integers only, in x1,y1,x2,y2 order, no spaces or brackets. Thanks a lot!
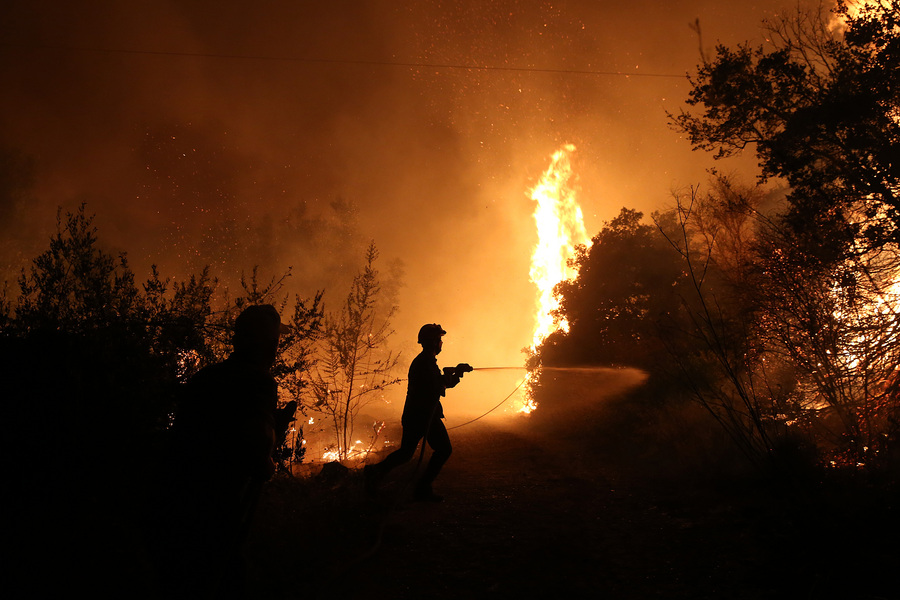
322,441,364,462
523,144,592,413
828,0,867,32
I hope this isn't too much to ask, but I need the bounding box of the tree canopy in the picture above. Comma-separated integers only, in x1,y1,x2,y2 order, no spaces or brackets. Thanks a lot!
672,0,899,257
537,207,686,369
662,1,900,468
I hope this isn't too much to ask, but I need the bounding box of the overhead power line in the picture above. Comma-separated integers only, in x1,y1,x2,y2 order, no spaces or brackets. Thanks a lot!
0,41,686,79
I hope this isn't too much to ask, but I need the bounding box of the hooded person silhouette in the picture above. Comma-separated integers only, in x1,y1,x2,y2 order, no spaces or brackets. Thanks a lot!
161,304,292,597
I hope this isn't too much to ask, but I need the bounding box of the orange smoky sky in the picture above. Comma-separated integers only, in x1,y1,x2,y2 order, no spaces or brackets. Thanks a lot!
0,1,812,415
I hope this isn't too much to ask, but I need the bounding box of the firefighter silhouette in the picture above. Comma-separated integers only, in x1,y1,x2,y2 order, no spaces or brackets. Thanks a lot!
365,323,471,502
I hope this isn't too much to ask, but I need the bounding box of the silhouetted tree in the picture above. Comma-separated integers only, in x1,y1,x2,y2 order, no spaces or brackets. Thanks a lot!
750,207,900,467
672,1,899,260
4,207,210,470
1,204,328,596
537,207,687,370
655,182,798,469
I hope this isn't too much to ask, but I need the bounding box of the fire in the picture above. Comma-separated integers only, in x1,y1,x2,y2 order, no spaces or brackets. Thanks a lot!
523,144,592,413
529,144,590,347
322,441,364,462
828,0,868,32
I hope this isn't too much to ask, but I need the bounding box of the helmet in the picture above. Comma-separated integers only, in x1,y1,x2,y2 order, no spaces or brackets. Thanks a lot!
417,323,446,345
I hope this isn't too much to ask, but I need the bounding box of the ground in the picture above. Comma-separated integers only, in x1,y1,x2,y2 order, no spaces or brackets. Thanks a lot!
255,425,763,599
244,369,898,600
26,369,896,598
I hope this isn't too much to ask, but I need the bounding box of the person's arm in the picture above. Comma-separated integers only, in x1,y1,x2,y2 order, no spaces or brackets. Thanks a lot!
441,363,473,389
442,370,461,389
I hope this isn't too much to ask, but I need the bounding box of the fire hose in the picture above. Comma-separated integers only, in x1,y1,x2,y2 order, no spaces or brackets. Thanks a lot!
447,367,528,430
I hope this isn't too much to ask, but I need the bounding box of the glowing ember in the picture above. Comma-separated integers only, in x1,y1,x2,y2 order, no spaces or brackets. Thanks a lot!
322,448,342,462
523,144,592,413
320,440,368,462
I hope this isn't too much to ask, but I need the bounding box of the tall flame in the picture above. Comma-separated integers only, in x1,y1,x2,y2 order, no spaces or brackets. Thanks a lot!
522,144,592,413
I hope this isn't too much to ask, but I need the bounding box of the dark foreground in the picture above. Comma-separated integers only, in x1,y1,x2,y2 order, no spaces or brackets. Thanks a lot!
254,421,771,600
19,369,898,599
246,370,898,600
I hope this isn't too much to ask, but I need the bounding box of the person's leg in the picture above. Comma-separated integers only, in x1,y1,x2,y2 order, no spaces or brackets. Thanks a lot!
365,426,422,494
416,420,451,500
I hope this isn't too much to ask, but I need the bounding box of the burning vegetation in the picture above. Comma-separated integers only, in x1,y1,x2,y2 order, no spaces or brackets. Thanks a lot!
528,0,900,474
1,1,899,597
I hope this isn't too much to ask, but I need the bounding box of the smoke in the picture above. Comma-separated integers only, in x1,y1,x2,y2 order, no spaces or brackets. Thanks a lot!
0,0,805,413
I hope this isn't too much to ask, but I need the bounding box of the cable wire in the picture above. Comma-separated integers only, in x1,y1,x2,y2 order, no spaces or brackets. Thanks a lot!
0,41,685,79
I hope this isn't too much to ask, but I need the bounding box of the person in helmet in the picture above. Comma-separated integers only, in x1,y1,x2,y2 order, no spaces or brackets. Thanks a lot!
364,323,471,502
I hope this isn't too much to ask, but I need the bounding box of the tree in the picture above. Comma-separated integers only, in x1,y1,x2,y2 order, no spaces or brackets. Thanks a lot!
0,204,328,599
2,206,213,482
304,242,402,463
659,175,900,470
672,1,899,258
750,210,900,466
538,207,687,370
672,0,900,467
655,182,800,469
